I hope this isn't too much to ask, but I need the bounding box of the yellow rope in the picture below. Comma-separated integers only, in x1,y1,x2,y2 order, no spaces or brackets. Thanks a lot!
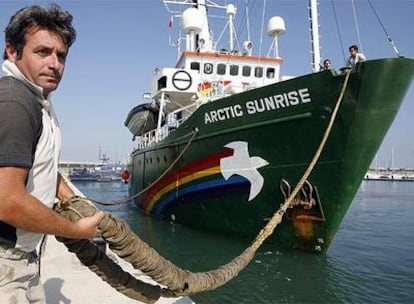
251,69,352,250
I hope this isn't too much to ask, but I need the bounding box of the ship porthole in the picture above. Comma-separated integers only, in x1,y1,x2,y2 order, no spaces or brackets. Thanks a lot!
204,63,213,74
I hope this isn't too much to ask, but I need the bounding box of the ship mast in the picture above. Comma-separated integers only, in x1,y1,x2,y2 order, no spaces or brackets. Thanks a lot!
191,0,213,52
309,0,321,72
164,0,227,54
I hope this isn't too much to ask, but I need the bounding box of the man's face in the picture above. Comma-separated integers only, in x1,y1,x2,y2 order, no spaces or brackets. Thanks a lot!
6,27,68,97
349,48,357,58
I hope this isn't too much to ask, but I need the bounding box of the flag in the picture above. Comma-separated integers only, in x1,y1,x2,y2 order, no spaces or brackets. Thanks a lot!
168,16,173,28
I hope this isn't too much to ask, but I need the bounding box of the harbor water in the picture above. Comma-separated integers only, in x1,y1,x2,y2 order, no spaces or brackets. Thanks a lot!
73,180,414,303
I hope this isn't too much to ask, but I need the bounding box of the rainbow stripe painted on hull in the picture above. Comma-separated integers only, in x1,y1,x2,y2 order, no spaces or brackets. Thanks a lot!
141,148,250,215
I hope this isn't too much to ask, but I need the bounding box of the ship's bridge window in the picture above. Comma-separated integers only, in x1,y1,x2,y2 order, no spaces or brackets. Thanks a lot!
204,63,213,74
266,67,275,79
157,76,167,90
190,62,200,71
254,67,263,78
217,63,226,75
230,64,239,76
242,66,251,77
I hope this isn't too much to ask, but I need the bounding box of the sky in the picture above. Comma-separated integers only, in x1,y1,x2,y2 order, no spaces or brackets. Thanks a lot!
0,0,413,167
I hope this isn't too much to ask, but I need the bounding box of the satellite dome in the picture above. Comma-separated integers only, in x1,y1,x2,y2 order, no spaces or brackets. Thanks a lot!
226,4,236,17
182,7,202,34
267,16,286,37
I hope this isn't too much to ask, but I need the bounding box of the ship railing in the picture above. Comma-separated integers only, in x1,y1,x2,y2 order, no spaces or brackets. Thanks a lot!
137,129,156,149
136,125,171,150
135,83,255,150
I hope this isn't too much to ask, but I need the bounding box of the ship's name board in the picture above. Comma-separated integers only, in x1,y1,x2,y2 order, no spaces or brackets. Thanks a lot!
204,88,311,124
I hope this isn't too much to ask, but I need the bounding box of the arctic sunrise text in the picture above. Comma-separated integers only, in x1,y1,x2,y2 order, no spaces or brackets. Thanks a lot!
204,88,311,124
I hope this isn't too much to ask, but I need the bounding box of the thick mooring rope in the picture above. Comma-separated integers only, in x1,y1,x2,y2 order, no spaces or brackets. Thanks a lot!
55,70,352,303
55,197,255,302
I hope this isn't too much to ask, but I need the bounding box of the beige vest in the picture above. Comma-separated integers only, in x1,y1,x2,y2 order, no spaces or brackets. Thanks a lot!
2,60,62,251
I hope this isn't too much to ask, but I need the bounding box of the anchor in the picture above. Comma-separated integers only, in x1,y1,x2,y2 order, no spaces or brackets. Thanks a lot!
279,179,325,221
279,179,326,251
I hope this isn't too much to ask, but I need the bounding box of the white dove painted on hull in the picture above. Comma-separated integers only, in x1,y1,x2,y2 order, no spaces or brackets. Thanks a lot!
220,141,269,201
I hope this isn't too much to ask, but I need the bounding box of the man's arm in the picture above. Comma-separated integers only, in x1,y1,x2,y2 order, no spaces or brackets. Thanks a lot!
56,172,76,201
0,167,104,239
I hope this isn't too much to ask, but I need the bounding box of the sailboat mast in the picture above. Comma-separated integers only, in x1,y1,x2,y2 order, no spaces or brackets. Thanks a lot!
309,0,321,72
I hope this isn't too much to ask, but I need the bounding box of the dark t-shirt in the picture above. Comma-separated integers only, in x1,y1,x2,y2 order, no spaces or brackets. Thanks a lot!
0,76,43,247
0,76,42,167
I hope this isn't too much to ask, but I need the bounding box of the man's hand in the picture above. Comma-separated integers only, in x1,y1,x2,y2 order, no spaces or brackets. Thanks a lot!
73,211,105,239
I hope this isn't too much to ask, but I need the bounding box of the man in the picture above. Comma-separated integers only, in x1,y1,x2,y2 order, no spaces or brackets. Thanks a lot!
347,44,366,70
0,4,104,303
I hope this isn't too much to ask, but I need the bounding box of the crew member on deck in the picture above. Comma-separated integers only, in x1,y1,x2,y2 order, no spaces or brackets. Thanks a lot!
320,58,332,71
347,44,366,70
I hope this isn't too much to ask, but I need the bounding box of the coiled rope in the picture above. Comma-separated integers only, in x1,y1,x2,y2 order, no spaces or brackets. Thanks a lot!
55,70,352,303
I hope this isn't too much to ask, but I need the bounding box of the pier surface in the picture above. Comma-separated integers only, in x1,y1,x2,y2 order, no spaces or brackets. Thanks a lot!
41,235,194,304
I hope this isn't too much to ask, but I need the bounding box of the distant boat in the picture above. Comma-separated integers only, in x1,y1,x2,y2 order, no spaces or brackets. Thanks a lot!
124,0,414,253
68,150,125,182
69,167,102,182
94,163,124,182
69,166,124,182
364,169,414,181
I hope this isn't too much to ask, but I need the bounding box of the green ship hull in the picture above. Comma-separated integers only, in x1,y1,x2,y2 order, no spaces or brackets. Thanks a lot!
127,58,414,252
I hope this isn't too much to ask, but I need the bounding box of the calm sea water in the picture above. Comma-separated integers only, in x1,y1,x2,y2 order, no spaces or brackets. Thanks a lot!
73,180,414,304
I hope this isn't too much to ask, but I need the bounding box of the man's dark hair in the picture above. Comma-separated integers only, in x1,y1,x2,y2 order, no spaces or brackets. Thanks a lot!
3,4,76,60
349,44,359,52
